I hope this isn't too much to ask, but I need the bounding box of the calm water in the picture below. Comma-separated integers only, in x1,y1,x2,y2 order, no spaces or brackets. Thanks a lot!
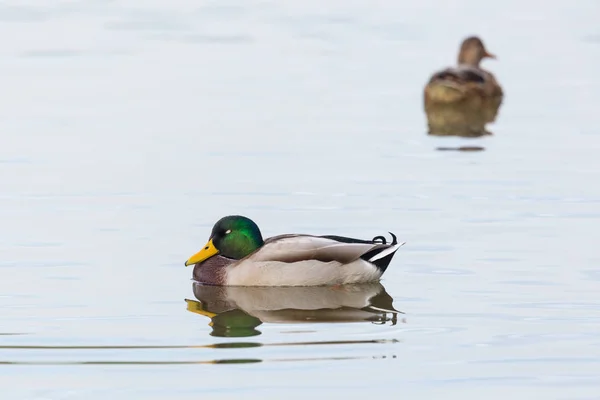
2,1,600,399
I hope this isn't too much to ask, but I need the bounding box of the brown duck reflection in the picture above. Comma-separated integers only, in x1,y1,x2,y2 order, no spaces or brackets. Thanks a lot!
186,283,402,337
424,36,503,138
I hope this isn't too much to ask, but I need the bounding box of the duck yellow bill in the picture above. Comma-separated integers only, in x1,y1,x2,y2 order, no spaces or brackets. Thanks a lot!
185,239,219,266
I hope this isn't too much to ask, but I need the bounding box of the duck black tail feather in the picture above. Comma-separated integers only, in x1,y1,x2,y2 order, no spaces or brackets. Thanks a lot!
365,251,396,273
360,232,401,273
371,232,398,245
321,232,398,246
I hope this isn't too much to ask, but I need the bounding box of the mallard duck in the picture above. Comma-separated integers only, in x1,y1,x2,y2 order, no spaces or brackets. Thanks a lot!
185,215,404,287
424,36,503,135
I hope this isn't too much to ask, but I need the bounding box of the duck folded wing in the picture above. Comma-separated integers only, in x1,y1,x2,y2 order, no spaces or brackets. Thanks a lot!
429,66,487,85
246,234,394,264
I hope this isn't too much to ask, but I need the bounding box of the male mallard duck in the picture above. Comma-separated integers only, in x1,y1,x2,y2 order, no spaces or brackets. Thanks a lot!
424,36,503,134
185,215,404,287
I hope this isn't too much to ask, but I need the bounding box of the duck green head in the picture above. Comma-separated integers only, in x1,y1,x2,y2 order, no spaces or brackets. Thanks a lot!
185,215,264,266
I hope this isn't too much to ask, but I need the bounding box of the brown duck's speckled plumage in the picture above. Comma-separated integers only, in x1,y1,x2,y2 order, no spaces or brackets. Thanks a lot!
423,36,503,137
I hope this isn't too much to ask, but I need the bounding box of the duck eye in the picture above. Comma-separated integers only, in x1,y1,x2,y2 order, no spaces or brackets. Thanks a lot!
225,229,232,235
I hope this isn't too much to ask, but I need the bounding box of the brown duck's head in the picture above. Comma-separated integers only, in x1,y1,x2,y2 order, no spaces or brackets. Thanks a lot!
457,36,496,67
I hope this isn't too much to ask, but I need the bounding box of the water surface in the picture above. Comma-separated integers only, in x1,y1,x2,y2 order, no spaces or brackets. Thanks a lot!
1,0,600,399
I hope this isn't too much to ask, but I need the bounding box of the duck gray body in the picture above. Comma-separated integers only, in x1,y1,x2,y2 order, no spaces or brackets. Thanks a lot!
192,233,403,287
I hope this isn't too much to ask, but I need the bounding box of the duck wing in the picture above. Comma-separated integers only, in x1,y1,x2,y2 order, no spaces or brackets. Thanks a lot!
429,65,487,85
425,65,501,107
247,233,402,267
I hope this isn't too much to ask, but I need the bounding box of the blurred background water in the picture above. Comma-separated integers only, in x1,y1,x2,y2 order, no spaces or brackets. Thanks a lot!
1,0,600,399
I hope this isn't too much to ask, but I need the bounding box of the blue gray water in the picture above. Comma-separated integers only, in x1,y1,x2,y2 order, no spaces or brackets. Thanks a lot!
1,1,600,399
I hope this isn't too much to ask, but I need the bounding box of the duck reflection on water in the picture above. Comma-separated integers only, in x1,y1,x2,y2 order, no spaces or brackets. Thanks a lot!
186,282,403,337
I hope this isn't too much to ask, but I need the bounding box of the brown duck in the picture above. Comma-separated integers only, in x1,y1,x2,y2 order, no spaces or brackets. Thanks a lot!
424,36,503,136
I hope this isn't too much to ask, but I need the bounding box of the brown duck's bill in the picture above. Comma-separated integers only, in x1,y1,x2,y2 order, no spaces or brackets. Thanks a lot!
484,51,497,59
185,239,219,266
